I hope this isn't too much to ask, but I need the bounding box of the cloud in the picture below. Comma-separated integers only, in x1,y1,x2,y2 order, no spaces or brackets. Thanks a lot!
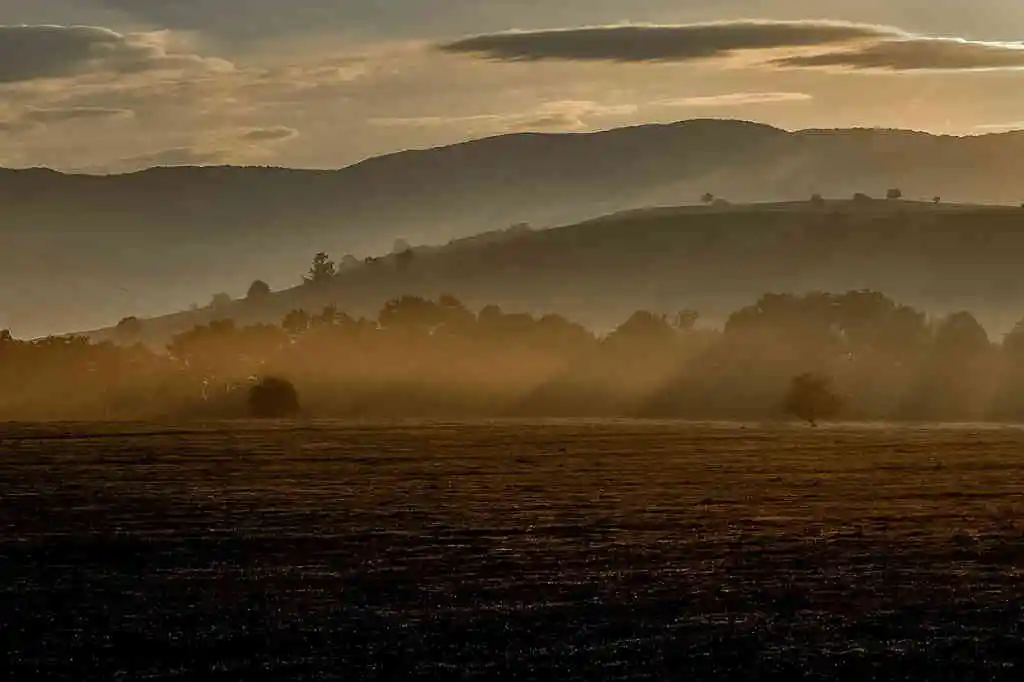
0,119,32,134
115,146,229,169
238,125,299,142
440,20,1024,73
439,21,897,63
773,37,1024,72
23,106,134,124
0,105,132,134
92,124,302,172
371,100,637,133
0,24,232,84
974,121,1024,133
658,92,812,107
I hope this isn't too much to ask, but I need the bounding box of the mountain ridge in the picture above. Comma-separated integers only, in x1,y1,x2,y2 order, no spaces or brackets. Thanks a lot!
4,118,1024,337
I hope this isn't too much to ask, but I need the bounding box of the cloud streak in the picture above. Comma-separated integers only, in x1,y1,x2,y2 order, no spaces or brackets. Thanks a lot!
439,21,896,63
773,37,1024,72
657,92,812,107
440,20,1024,72
100,124,302,172
371,100,638,133
0,105,133,135
239,125,299,142
23,106,134,124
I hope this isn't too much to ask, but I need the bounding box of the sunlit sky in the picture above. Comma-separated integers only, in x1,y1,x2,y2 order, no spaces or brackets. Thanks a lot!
2,0,1024,172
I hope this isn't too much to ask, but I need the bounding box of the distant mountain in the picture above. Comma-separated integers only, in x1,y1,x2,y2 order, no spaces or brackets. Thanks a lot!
6,118,1024,337
86,199,1024,346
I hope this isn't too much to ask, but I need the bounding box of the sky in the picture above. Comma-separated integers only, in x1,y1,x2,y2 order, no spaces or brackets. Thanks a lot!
2,0,1024,172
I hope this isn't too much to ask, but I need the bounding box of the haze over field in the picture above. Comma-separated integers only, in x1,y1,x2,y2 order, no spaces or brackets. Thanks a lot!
5,1,1024,335
9,4,1024,679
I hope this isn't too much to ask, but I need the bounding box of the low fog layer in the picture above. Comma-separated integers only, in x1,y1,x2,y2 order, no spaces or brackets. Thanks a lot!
2,290,1020,423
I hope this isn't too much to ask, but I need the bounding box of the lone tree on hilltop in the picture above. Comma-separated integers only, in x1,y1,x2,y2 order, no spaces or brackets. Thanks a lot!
783,372,842,427
247,279,271,301
886,188,903,200
115,316,142,343
248,377,300,418
209,293,232,310
305,252,335,285
395,247,415,273
701,192,715,204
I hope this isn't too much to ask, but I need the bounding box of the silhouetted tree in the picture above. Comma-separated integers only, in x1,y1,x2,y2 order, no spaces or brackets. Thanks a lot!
606,311,677,347
673,309,700,331
379,296,444,333
305,252,335,285
247,377,300,418
282,309,310,334
784,373,842,426
478,304,503,324
1003,318,1024,362
933,196,941,205
934,311,989,357
886,188,903,200
312,304,353,328
115,316,143,343
246,279,271,301
210,293,232,310
701,192,715,204
395,248,415,273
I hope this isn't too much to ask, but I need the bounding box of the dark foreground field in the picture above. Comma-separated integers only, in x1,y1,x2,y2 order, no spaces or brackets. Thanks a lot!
3,421,1024,680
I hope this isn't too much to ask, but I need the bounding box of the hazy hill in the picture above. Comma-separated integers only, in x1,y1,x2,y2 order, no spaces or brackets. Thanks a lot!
7,118,1024,336
88,198,1024,346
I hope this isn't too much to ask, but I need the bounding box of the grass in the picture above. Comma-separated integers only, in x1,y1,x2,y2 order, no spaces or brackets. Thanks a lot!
3,421,1024,679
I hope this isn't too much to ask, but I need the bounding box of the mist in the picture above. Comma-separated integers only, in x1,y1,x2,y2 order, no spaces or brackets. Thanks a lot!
2,289,1021,424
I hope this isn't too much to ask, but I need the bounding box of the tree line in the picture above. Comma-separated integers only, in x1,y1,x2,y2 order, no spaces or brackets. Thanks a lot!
2,290,1024,422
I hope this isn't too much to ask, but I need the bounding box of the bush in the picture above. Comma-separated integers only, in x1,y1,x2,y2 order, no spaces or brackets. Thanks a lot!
248,377,300,418
783,373,842,426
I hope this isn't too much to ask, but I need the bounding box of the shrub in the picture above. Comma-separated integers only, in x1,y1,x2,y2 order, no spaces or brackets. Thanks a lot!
783,373,842,426
248,377,300,418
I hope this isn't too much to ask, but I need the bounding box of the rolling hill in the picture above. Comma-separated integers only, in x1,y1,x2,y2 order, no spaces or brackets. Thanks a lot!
6,118,1024,337
86,198,1024,346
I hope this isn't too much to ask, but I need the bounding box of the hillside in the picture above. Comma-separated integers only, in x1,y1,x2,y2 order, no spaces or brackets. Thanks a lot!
89,198,1024,345
7,118,1024,337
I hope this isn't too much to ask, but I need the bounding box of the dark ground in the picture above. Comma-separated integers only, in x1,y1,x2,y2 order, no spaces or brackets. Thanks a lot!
2,420,1023,680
